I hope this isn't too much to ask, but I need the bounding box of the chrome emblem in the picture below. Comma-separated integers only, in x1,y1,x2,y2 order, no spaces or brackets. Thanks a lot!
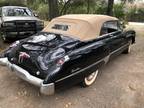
18,52,30,63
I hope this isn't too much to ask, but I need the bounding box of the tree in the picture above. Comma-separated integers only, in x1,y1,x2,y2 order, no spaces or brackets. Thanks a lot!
107,0,114,16
48,0,59,20
60,0,72,15
87,0,90,14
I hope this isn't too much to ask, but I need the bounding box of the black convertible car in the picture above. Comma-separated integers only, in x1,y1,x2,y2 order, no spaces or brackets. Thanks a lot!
0,6,44,41
0,14,135,95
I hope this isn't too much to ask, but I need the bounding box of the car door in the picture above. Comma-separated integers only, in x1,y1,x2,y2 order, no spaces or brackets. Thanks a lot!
100,20,126,56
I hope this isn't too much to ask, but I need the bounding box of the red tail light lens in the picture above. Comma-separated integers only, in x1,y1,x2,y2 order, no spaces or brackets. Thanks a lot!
57,58,65,66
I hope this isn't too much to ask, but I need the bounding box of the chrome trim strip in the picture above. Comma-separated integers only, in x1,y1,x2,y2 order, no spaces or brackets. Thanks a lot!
56,57,104,83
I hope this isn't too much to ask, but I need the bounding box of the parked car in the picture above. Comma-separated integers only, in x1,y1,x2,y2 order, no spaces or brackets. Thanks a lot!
0,14,135,95
0,6,44,41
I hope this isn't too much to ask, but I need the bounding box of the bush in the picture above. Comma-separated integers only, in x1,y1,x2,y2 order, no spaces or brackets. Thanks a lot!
0,0,25,7
36,3,48,20
113,4,125,20
126,6,144,22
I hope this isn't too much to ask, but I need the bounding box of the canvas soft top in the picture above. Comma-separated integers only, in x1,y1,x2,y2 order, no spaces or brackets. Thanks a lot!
43,14,118,41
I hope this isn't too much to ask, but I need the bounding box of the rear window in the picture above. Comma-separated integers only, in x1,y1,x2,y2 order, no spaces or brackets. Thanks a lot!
103,21,118,30
100,20,119,35
52,24,70,31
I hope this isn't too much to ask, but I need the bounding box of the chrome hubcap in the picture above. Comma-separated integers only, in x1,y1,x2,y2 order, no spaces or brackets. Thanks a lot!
86,72,96,81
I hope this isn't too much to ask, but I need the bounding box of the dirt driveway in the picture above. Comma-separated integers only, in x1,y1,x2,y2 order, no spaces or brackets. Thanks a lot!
0,23,144,108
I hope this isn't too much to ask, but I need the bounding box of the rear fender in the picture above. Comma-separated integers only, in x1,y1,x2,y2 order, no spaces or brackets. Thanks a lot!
125,30,136,44
54,41,110,83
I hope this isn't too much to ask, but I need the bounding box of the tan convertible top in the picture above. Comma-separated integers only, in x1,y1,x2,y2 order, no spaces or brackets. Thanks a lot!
43,14,118,41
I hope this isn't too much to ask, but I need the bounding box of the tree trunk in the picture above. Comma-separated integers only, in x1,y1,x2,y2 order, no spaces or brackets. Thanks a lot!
107,0,114,16
48,0,59,20
60,0,72,15
87,0,90,14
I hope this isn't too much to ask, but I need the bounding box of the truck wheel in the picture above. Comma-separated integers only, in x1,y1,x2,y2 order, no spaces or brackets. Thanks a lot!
123,40,132,54
81,70,99,87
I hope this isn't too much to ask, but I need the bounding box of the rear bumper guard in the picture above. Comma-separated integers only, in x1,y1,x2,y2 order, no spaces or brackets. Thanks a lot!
0,57,54,95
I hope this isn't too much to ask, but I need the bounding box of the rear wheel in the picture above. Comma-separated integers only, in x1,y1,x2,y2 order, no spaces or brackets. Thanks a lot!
81,70,99,87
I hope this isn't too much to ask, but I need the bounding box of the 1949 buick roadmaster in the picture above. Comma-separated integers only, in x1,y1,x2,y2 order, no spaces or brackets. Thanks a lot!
0,6,44,41
0,14,135,95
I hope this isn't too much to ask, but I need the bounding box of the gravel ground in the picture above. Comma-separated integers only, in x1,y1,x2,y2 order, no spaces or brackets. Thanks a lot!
0,23,144,108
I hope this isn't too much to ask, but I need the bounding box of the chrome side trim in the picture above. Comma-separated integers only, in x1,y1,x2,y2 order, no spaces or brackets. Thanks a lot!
56,57,104,83
110,43,129,55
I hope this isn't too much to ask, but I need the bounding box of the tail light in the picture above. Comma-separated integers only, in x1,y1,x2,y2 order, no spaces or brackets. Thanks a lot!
56,55,70,66
57,58,65,66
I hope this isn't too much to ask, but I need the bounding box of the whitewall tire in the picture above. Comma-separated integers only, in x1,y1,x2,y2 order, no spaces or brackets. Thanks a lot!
81,70,99,87
123,40,132,54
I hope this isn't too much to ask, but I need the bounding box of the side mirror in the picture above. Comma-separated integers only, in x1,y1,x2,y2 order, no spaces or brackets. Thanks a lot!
34,13,38,17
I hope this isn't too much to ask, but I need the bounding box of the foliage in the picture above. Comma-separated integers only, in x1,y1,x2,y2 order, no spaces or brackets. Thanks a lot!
113,4,125,20
36,3,48,20
126,6,144,22
0,0,24,6
26,0,49,20
0,0,143,22
59,0,107,15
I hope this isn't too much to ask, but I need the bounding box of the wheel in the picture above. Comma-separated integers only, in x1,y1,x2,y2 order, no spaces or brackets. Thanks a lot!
123,40,132,54
81,70,99,87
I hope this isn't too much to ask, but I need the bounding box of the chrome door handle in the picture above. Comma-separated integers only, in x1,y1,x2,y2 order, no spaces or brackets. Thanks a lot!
109,34,113,37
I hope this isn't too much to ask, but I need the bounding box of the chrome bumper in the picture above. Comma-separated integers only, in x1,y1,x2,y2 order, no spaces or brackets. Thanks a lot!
0,57,54,95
